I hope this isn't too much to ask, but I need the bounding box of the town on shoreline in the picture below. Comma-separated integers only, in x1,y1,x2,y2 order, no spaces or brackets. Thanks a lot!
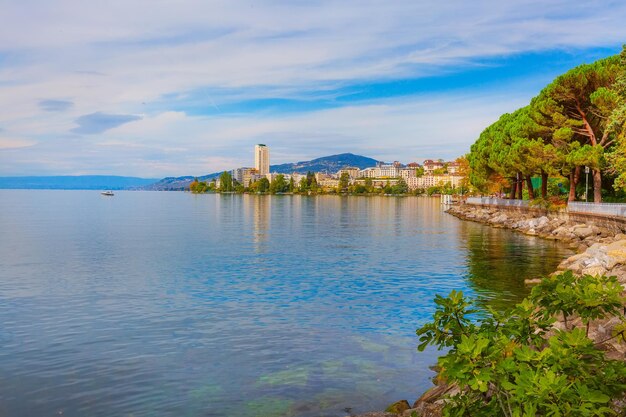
190,144,469,196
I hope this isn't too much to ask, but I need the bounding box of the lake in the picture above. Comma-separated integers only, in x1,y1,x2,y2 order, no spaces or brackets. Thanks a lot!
0,191,571,417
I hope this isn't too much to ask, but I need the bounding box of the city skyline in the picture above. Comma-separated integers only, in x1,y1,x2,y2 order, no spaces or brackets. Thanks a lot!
1,1,626,177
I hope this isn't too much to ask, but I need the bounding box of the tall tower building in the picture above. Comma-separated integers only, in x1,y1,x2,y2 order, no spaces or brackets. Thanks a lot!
255,144,270,175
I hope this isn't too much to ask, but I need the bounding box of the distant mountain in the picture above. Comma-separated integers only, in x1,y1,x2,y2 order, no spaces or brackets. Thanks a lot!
270,153,379,174
143,153,381,190
142,176,196,191
0,175,159,190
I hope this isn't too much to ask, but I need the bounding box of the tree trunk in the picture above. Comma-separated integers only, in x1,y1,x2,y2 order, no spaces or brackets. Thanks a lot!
568,166,581,202
525,175,535,200
541,171,548,199
593,169,602,203
516,172,523,200
510,177,517,199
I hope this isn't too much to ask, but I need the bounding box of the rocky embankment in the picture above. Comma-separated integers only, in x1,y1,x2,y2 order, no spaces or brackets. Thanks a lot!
354,203,626,417
446,204,616,251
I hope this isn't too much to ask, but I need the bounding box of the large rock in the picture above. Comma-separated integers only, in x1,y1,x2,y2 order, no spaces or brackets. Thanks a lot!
574,227,595,239
385,400,411,415
605,249,626,270
582,265,608,276
490,213,508,223
606,240,626,252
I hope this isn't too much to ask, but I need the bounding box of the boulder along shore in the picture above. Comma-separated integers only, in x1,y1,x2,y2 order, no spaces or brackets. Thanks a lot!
353,203,626,417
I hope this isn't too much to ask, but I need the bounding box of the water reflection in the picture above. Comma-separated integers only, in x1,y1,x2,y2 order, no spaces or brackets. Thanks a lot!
459,220,572,311
251,194,271,251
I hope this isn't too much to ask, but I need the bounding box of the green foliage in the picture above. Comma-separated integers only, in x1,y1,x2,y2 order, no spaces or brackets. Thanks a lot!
417,273,626,417
294,171,320,193
392,178,408,194
298,177,308,192
189,179,210,193
530,271,625,335
338,172,350,192
351,184,368,194
250,177,270,193
269,174,289,194
219,171,234,192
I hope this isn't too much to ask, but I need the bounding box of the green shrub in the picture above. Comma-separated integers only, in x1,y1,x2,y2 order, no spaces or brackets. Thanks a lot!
417,273,626,416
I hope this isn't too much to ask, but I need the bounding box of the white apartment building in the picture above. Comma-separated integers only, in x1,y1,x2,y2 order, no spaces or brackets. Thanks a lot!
357,164,401,178
358,167,377,178
406,174,464,190
290,173,307,184
399,168,417,179
255,144,270,176
377,164,400,178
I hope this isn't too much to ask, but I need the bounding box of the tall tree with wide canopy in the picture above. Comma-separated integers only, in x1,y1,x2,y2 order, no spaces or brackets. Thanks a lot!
605,46,626,190
533,55,623,202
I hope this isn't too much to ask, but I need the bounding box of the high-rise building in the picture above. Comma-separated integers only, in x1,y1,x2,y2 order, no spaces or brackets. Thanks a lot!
255,144,270,175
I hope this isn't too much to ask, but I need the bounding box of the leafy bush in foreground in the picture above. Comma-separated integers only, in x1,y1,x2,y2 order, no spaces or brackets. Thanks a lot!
417,273,626,417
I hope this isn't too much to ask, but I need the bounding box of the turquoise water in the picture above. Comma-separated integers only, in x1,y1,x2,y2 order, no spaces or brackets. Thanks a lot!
0,191,570,416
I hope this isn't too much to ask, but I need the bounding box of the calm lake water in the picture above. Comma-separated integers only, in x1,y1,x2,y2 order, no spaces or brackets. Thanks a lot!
0,191,571,417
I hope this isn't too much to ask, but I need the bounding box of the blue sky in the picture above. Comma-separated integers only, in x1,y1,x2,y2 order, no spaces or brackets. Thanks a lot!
0,1,625,177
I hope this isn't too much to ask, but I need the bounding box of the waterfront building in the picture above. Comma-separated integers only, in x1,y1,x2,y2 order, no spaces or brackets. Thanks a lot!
338,167,360,179
255,144,270,175
377,164,400,178
423,159,445,174
318,178,340,188
446,161,460,175
290,172,308,184
399,168,416,179
406,177,419,190
407,174,463,190
315,172,334,182
232,167,259,187
265,172,281,183
358,167,377,178
359,163,401,178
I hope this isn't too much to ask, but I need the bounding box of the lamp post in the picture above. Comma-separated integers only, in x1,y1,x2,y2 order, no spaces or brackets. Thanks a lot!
585,166,590,202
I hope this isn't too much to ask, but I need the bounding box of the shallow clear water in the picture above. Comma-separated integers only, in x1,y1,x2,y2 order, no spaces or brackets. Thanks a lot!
0,191,571,417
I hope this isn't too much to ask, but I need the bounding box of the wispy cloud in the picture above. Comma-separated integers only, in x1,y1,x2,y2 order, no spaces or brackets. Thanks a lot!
39,99,73,112
71,112,142,134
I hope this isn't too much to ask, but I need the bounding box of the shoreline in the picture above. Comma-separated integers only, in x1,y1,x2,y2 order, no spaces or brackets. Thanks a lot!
356,202,626,417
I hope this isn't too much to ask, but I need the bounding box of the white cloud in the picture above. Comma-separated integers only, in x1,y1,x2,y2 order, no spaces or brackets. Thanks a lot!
0,0,625,175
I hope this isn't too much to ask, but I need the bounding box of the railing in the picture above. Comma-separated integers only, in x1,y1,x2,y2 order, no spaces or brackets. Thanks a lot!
466,198,626,218
567,202,626,218
466,197,531,207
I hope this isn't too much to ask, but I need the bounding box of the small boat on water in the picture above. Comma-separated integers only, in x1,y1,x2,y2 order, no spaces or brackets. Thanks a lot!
101,191,114,196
